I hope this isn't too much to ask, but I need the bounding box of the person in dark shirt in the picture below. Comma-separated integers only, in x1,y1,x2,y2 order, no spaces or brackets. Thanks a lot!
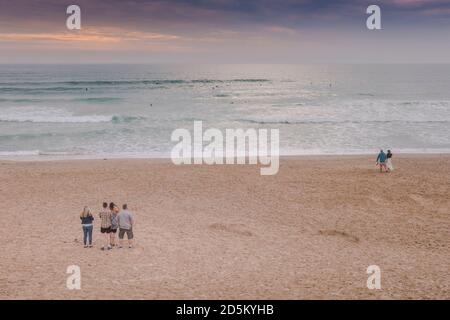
109,202,120,247
80,206,94,248
386,150,394,172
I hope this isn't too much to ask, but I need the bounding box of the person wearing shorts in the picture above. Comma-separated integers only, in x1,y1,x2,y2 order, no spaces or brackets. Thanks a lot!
109,202,120,247
99,202,112,250
376,149,388,173
118,204,134,248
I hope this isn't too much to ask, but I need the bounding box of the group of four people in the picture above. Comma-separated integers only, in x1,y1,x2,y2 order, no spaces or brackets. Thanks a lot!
80,202,134,250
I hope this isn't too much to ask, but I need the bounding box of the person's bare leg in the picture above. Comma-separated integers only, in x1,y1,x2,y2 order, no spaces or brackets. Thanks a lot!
104,233,111,249
128,239,133,248
110,233,115,247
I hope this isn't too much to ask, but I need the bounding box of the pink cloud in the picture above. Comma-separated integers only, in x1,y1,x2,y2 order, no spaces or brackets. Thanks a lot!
0,28,180,43
389,0,449,7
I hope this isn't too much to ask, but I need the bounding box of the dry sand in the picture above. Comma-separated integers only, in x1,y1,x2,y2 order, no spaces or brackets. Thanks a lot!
0,155,449,299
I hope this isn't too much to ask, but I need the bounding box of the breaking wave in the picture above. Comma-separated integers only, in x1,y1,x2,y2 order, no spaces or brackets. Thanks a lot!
0,107,145,124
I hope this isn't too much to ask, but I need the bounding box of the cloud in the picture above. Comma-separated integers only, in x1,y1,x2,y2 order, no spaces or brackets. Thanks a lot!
389,0,448,7
421,7,450,17
0,0,449,63
0,28,180,44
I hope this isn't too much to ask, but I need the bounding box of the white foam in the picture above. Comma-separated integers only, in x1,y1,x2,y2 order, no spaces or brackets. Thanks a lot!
0,150,41,156
0,106,112,123
1,148,450,162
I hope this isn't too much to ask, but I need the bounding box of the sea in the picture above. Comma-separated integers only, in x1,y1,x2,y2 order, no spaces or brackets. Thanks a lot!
1,64,449,159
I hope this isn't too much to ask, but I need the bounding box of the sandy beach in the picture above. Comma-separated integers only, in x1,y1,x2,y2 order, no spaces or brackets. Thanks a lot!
0,155,448,299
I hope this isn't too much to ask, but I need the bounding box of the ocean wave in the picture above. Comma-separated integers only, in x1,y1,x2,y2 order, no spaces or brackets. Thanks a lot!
2,148,450,160
0,132,57,141
0,150,41,156
239,119,450,125
0,78,270,89
0,98,42,103
73,97,123,103
0,86,83,93
0,150,84,157
111,115,146,123
0,97,122,103
0,127,139,143
0,109,145,124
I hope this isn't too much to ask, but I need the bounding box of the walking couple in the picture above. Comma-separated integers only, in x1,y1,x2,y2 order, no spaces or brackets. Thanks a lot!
376,149,394,173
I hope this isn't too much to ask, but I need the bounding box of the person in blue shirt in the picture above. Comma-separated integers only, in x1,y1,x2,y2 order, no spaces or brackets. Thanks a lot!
376,149,387,173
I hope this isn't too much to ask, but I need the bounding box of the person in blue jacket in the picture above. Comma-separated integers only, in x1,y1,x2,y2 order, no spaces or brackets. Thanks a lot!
376,149,387,173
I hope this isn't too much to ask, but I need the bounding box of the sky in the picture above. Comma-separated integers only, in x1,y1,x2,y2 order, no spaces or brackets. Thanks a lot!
0,0,449,63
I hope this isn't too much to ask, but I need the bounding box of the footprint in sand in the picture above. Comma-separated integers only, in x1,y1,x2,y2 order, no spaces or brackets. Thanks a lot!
409,194,434,207
409,194,447,214
209,223,253,237
369,195,385,206
318,229,359,243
